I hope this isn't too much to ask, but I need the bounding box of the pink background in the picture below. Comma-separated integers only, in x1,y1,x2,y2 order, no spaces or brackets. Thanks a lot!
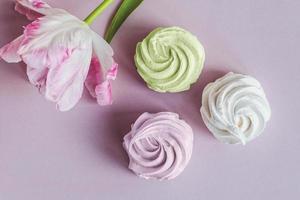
0,0,299,199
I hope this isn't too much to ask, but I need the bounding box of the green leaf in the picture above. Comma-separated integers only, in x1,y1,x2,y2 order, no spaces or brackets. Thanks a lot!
105,0,144,43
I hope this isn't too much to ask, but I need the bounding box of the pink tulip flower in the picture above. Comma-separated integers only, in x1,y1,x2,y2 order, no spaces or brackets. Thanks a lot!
0,0,118,111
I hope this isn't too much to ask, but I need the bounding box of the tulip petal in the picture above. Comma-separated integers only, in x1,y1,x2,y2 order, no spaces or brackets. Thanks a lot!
91,31,114,70
22,48,49,87
46,47,92,111
85,56,118,105
106,62,118,80
15,0,66,20
56,73,85,111
85,57,103,99
21,48,48,69
27,67,48,88
86,32,118,105
19,14,86,55
0,36,23,63
95,80,113,105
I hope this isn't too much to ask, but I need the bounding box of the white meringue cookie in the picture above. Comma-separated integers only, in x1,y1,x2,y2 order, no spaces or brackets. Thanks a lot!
200,72,271,145
123,112,193,180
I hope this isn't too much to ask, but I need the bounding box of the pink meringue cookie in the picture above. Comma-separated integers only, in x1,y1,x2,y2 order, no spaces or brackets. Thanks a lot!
123,112,193,180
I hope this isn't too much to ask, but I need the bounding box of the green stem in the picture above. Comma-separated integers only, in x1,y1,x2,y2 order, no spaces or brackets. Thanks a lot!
84,0,114,25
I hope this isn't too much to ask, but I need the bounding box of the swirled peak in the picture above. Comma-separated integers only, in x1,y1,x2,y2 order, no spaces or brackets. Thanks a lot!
200,72,271,145
135,27,205,92
123,112,193,180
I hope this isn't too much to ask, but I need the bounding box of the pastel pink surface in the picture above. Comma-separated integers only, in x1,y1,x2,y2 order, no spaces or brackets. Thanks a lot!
0,0,299,199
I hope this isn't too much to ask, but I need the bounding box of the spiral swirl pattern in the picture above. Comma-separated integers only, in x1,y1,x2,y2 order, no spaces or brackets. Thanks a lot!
200,72,271,145
135,27,205,92
123,112,193,180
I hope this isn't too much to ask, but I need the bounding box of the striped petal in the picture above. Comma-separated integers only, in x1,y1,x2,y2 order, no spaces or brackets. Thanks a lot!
15,0,66,20
0,36,23,63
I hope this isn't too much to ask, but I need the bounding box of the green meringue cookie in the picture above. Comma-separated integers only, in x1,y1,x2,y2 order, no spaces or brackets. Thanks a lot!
135,27,205,93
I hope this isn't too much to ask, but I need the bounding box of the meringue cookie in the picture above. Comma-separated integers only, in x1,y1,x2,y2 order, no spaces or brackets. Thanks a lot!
135,27,205,92
200,72,271,145
123,112,193,180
